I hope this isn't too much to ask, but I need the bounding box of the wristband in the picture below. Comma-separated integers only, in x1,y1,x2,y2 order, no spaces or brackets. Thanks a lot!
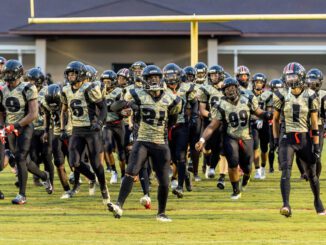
199,137,205,143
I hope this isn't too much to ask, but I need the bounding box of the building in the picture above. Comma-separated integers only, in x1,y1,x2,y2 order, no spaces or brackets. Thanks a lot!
1,0,326,84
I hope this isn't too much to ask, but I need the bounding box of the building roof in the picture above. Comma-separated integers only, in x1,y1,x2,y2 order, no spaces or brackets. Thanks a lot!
4,0,326,37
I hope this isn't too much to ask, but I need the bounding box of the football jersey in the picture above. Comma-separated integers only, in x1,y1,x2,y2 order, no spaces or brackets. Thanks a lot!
166,83,196,124
125,89,181,144
94,80,106,99
251,90,273,121
317,89,326,125
0,82,38,124
273,88,319,133
33,86,47,131
105,87,125,123
212,91,259,140
197,83,223,109
42,99,72,136
61,82,103,128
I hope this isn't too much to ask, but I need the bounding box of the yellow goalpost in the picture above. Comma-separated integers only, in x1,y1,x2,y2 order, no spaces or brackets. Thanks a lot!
28,0,326,66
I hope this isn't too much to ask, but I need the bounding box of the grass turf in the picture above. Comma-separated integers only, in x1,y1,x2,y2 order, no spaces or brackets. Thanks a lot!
1,156,326,244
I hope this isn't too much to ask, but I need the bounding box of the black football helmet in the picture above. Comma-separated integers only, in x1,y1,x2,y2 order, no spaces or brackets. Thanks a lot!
45,84,62,111
26,67,45,90
163,63,182,85
222,77,240,101
183,66,196,83
85,65,98,82
194,62,207,83
235,65,250,88
142,65,163,91
283,62,306,89
252,73,267,91
269,79,285,92
64,61,87,85
306,68,323,92
100,70,117,92
2,59,24,83
208,65,225,84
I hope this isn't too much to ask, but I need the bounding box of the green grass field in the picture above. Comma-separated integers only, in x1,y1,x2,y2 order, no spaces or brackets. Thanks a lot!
1,155,326,245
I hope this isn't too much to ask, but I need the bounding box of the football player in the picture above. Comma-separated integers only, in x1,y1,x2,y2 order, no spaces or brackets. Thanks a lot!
108,65,181,222
306,68,326,178
196,77,273,200
273,62,325,217
101,69,128,184
250,73,273,179
61,61,110,205
27,68,55,188
0,60,52,204
43,84,79,199
197,65,228,187
164,63,197,198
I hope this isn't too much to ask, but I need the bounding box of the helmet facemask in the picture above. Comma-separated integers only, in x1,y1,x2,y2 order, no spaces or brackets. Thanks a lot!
224,85,239,102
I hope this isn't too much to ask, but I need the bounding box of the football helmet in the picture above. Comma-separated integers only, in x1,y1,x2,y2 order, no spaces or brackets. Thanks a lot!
183,66,196,82
26,67,45,90
252,73,267,91
269,79,285,91
100,70,117,92
2,59,24,83
45,84,62,111
282,62,306,89
194,62,207,83
235,65,250,88
208,65,225,84
85,65,98,82
163,63,182,85
64,61,87,85
222,77,240,101
306,68,323,92
142,65,164,91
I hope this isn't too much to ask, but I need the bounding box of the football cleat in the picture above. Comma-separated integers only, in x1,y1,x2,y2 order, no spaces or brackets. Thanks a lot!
110,171,118,184
60,191,73,199
317,210,326,216
171,179,178,190
12,194,26,205
230,191,242,200
207,168,215,179
280,206,292,217
241,175,251,192
156,213,172,222
194,175,201,182
139,195,151,209
187,162,194,173
107,202,123,218
185,174,192,192
269,168,274,173
172,186,184,198
254,168,261,179
43,171,53,194
260,167,266,180
217,177,225,190
72,183,81,194
89,179,96,196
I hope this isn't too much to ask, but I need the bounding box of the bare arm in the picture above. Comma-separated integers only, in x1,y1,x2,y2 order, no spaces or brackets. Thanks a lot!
311,111,319,145
272,110,280,140
199,102,210,118
18,99,38,127
60,104,68,131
